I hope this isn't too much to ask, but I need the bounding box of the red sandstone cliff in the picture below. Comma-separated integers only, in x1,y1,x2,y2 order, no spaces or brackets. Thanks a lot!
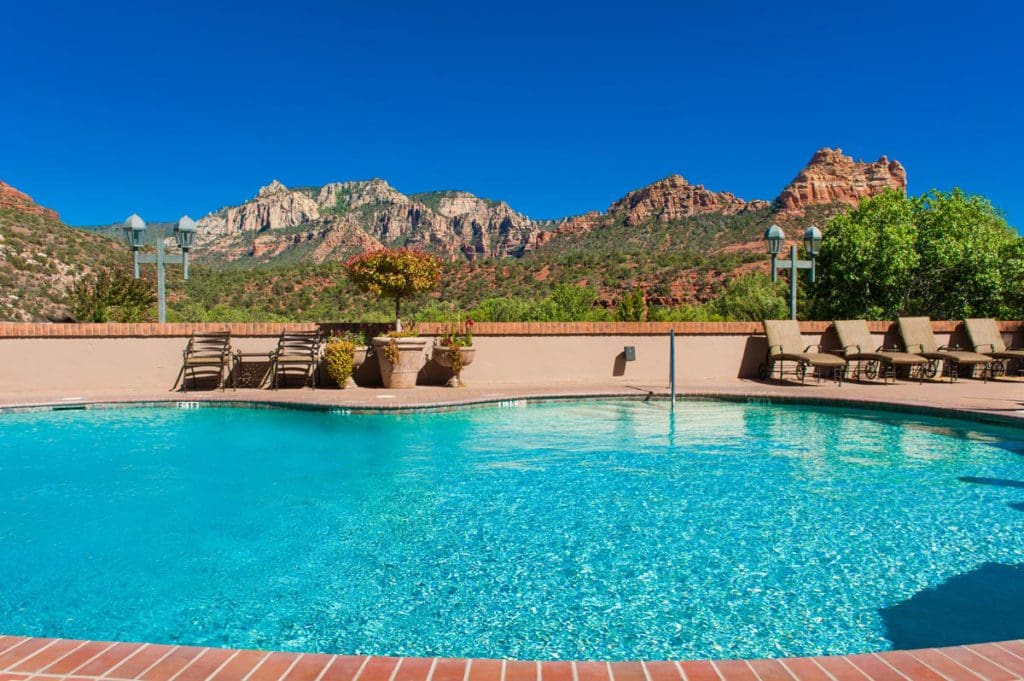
775,148,907,213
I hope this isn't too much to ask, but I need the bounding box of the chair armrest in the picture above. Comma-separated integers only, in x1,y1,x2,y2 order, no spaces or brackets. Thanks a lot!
973,343,995,352
842,344,862,354
803,344,822,353
768,344,785,354
877,344,900,352
937,344,959,351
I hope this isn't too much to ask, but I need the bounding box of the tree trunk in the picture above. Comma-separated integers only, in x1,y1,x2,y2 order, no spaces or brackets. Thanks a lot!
394,297,402,333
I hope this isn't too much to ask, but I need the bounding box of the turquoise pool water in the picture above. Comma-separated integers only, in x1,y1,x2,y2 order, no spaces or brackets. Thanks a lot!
0,400,1023,661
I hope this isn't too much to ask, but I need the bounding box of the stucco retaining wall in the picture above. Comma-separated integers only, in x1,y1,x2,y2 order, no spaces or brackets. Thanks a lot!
0,321,1018,393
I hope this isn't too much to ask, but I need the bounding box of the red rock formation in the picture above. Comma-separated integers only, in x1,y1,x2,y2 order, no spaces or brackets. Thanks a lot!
0,181,59,221
608,175,768,226
775,148,907,213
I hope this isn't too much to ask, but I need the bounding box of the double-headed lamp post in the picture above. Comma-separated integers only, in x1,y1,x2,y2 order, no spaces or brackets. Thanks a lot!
122,214,198,323
763,223,822,320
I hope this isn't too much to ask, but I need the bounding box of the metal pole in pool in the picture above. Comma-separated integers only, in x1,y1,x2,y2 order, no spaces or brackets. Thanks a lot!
670,329,676,412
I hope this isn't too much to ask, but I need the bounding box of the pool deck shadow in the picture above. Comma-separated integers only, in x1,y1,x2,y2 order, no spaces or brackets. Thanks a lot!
880,563,1024,650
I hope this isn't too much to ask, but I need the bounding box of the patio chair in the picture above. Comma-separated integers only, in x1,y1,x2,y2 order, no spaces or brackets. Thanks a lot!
760,319,846,385
897,316,994,382
270,330,322,389
833,319,931,383
964,318,1024,378
175,331,232,392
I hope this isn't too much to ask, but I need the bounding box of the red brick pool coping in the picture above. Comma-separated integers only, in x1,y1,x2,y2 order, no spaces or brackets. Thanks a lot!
3,636,1024,681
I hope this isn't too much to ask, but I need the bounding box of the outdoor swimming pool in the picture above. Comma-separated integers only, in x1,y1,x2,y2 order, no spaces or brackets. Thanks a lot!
0,399,1022,661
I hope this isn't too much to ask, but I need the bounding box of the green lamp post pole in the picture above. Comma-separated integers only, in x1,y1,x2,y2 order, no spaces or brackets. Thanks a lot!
121,215,198,323
763,224,822,320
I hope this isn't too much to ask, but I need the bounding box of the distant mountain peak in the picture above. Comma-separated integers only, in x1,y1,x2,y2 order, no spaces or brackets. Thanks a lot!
256,179,289,198
774,147,907,213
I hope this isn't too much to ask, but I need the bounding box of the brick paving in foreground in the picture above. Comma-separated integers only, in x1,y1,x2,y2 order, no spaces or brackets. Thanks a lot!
3,636,1024,681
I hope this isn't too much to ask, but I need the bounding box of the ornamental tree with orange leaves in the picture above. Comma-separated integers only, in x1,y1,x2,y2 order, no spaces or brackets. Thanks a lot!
345,248,441,332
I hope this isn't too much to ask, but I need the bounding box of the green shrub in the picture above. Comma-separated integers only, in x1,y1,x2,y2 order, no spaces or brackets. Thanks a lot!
323,338,357,387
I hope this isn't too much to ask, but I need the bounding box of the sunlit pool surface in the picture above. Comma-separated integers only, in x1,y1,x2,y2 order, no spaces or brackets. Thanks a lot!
1,400,1023,661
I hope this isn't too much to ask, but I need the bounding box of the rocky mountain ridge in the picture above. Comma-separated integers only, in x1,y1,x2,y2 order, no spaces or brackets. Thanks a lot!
175,147,906,266
0,182,125,321
0,181,60,221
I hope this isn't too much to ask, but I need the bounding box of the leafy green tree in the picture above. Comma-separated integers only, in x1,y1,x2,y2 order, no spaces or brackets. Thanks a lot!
812,189,919,319
912,188,1018,318
549,283,599,320
69,270,156,322
998,238,1024,318
712,273,789,321
813,188,1023,320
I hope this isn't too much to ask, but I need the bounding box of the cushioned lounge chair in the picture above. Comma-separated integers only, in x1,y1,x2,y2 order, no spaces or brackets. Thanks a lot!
897,316,994,382
833,319,931,383
964,318,1024,378
761,319,846,385
270,330,322,389
175,331,232,392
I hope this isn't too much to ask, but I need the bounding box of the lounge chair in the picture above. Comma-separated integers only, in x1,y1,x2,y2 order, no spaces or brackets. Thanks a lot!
761,319,846,384
175,331,232,392
833,319,931,383
964,318,1024,378
270,330,322,389
897,316,994,382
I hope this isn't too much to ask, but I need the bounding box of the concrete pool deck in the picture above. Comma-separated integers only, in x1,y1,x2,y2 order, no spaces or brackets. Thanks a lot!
1,378,1023,680
1,378,1021,424
3,635,1024,681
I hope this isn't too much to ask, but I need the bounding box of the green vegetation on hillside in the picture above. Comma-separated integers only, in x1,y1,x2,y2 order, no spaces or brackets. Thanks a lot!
0,207,127,321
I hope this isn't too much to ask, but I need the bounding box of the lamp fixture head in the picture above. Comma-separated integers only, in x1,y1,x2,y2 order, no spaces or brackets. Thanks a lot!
803,224,822,257
175,215,197,252
763,223,785,256
123,214,147,250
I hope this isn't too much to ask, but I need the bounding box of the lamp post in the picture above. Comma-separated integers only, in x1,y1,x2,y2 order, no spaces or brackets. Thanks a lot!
763,223,822,320
122,214,198,323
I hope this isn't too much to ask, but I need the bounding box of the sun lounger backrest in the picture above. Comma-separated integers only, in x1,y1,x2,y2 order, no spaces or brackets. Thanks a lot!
897,317,938,354
186,332,231,357
964,318,1006,353
275,331,320,357
763,319,806,355
833,320,874,354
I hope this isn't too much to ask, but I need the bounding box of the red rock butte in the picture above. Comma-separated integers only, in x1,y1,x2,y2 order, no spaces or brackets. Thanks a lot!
775,147,907,213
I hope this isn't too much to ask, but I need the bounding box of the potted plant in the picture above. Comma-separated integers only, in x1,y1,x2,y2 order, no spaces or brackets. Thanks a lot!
322,332,367,388
345,248,441,389
433,315,475,387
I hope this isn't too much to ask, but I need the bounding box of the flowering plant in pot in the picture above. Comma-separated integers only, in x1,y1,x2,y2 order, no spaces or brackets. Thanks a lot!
345,248,441,388
322,331,367,388
433,315,475,387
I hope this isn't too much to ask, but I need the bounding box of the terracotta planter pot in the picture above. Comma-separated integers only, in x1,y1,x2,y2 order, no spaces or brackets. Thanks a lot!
432,346,476,387
372,337,427,389
344,346,369,388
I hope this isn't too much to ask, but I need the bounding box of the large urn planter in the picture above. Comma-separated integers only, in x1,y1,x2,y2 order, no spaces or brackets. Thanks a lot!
372,337,428,389
432,346,476,387
346,345,368,388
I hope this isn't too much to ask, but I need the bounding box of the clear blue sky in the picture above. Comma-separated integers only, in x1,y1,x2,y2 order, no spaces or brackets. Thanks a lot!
2,1,1022,231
